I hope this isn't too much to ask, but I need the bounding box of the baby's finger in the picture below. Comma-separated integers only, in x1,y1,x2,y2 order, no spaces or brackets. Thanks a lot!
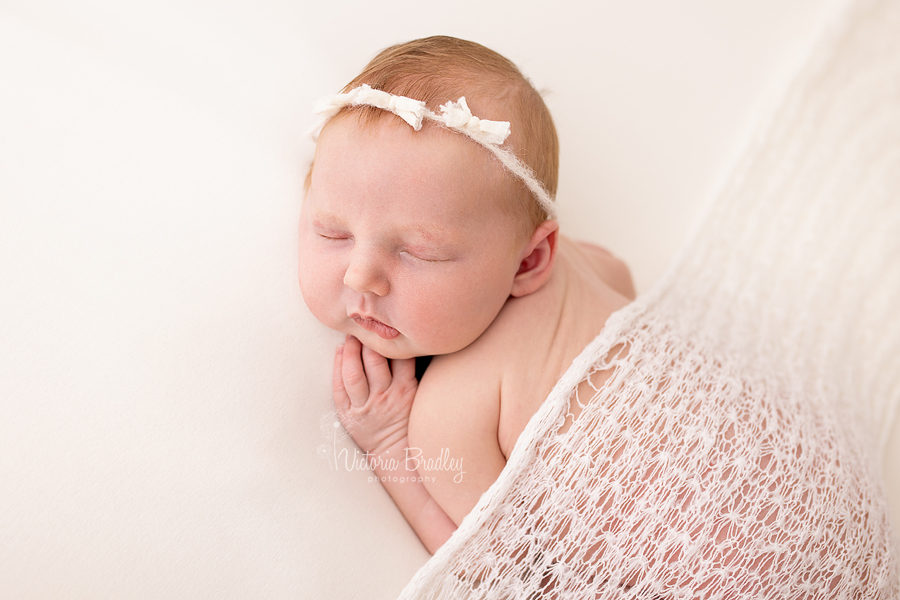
390,356,417,384
332,344,351,413
341,336,370,407
361,344,392,392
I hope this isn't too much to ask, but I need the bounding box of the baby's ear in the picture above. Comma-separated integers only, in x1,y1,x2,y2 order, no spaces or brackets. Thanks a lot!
510,220,559,298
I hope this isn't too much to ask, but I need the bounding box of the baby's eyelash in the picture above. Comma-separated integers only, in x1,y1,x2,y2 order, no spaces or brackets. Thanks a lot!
401,250,446,264
318,233,350,241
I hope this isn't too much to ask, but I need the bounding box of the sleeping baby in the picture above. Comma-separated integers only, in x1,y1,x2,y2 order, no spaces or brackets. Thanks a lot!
298,32,900,599
298,35,635,554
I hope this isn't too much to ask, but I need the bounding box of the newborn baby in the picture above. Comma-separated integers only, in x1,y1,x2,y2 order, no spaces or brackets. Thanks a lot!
299,35,634,553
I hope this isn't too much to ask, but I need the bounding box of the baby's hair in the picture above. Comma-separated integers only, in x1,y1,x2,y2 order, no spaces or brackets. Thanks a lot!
322,36,559,234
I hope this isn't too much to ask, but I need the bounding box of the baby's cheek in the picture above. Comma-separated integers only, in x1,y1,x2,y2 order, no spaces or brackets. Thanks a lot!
408,294,482,353
299,264,338,323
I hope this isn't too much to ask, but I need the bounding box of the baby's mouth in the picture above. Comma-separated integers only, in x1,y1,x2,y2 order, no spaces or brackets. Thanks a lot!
351,314,400,340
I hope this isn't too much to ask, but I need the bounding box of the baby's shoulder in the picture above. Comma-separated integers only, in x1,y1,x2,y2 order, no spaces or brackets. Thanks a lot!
408,298,534,450
415,312,512,407
422,275,566,456
407,314,510,522
559,236,636,301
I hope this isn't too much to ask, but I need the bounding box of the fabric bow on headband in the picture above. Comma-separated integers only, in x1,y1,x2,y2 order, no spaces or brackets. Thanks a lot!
313,85,427,130
310,84,556,219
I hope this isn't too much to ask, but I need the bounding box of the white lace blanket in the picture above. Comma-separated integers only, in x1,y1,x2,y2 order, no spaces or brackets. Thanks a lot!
398,0,900,596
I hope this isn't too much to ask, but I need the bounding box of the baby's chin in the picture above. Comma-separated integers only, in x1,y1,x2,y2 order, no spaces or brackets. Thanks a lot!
349,330,422,360
378,348,420,360
320,312,476,359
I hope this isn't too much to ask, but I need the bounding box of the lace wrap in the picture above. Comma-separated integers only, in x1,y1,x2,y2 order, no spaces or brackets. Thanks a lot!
400,305,898,598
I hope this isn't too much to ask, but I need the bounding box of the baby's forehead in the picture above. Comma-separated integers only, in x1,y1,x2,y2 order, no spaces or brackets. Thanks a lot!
310,110,526,231
316,113,508,187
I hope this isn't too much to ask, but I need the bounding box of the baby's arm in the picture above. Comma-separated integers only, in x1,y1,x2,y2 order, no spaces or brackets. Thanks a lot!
333,335,457,554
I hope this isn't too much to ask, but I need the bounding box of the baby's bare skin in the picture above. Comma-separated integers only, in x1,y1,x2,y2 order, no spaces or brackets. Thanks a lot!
408,236,633,525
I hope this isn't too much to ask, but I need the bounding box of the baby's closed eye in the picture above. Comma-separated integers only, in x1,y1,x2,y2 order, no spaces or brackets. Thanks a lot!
400,249,451,264
310,215,352,240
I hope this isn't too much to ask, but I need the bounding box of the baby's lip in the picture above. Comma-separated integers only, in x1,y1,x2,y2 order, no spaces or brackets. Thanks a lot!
350,313,400,340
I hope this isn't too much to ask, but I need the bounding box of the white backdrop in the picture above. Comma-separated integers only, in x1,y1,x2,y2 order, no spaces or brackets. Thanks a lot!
4,1,889,599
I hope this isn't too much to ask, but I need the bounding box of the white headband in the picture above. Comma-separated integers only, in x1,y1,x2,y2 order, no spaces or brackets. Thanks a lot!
310,84,557,219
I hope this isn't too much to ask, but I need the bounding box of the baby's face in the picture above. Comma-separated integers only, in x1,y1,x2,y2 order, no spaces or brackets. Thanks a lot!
299,115,525,359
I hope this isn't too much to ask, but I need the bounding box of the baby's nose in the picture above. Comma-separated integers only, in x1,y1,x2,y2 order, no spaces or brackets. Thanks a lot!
343,251,390,297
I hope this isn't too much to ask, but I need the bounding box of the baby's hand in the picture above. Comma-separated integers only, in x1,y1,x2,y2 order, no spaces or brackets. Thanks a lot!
333,335,418,458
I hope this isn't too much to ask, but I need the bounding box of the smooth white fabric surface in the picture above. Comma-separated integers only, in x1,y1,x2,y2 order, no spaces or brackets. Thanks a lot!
2,1,896,598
